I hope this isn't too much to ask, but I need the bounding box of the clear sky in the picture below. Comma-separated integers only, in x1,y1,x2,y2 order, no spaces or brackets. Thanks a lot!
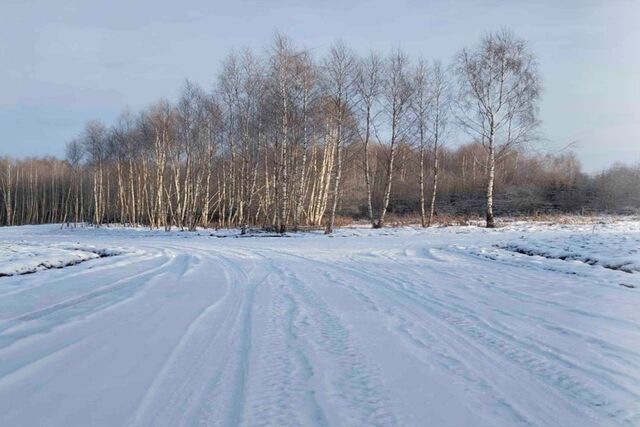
1,0,638,172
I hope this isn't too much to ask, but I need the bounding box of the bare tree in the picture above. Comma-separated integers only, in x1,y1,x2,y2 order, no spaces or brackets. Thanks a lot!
355,51,383,226
0,157,14,226
374,50,412,228
268,34,299,233
291,50,316,230
322,41,356,234
81,121,108,226
412,59,431,227
453,29,541,227
65,139,85,226
427,61,449,227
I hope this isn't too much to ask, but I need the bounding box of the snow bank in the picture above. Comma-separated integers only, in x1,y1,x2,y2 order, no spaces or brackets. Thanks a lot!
0,243,123,277
499,223,640,273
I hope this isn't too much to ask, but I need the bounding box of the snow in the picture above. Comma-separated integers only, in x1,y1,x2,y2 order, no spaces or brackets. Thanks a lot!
501,232,640,274
0,242,124,277
0,219,639,426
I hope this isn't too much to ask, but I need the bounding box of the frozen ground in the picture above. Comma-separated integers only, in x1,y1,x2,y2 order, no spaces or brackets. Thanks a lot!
0,219,639,426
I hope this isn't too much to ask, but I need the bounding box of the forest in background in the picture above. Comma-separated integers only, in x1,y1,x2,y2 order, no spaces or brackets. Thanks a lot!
1,31,639,231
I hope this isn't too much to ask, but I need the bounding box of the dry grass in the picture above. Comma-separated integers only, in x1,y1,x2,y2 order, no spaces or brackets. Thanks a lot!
333,215,354,228
343,212,637,229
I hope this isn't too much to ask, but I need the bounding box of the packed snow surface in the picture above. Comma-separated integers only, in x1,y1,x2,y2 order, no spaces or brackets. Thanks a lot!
0,219,639,426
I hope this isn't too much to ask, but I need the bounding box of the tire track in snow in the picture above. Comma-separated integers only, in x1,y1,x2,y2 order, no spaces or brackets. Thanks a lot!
334,250,640,425
319,268,534,426
0,249,152,300
254,247,530,425
0,248,176,350
241,261,327,427
0,337,85,390
448,245,640,328
355,247,640,382
246,248,400,427
127,258,235,425
127,244,263,427
403,247,640,389
259,244,639,426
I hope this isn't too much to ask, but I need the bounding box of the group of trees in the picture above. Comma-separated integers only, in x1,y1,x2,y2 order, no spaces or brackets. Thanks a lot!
1,31,636,231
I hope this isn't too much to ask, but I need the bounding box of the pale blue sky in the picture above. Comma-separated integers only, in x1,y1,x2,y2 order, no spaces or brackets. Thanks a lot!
1,0,638,171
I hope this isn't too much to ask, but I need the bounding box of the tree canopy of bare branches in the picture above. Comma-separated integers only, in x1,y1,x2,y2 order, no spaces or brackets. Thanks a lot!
453,29,542,227
6,31,630,232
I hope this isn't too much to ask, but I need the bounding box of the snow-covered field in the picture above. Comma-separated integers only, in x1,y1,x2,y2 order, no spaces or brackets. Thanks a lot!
0,219,639,426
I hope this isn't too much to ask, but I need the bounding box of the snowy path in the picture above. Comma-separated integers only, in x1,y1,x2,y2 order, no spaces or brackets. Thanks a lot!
0,222,639,426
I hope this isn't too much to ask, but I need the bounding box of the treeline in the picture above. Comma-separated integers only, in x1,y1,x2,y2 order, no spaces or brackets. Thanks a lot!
1,31,637,231
1,147,638,229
